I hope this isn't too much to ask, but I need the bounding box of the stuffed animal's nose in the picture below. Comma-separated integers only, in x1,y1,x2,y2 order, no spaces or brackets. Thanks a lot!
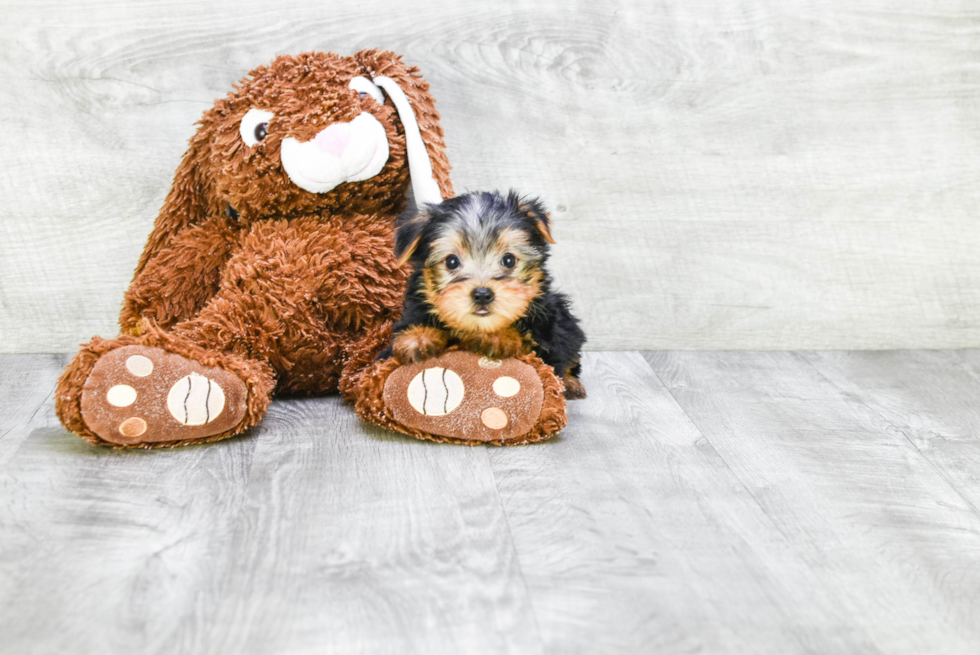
471,287,495,306
313,123,352,156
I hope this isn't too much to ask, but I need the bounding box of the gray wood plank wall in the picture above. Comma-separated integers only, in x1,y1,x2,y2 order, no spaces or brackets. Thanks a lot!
2,0,979,352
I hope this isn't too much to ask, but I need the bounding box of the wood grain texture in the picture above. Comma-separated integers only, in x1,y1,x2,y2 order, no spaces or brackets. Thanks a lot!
645,350,980,654
802,350,980,513
4,351,980,652
488,351,880,654
2,1,980,351
0,416,259,654
184,397,541,655
0,353,67,470
0,367,540,654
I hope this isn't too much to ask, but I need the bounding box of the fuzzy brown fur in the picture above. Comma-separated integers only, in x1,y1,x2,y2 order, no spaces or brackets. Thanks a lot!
56,50,455,447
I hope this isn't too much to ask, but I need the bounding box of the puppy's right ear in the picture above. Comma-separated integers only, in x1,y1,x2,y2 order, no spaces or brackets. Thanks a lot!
394,210,430,266
514,193,555,244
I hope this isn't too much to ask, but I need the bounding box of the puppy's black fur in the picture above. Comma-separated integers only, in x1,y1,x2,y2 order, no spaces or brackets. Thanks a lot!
379,190,586,394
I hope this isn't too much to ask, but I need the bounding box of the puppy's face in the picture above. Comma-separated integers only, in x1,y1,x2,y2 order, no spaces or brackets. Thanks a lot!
397,192,555,334
196,50,428,220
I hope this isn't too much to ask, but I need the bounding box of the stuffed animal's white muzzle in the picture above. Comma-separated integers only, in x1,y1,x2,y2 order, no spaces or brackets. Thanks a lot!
280,113,389,194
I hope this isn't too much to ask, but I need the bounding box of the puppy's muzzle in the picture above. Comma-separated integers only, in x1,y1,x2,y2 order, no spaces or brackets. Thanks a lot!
471,286,495,308
280,113,390,193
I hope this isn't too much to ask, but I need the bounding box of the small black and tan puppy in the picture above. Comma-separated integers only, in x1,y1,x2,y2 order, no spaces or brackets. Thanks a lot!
380,190,586,398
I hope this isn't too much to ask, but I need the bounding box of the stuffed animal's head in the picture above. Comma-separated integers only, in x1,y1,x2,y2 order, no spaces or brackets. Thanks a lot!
138,50,453,272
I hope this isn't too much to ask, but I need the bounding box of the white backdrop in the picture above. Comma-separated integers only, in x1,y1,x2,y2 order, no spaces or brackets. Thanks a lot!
2,0,979,352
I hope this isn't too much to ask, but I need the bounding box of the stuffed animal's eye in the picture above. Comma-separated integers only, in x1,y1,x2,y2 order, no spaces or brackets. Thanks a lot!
501,253,516,269
349,76,385,104
445,255,461,270
240,108,274,147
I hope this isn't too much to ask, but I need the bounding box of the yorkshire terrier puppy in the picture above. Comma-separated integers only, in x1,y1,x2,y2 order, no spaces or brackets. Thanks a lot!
379,190,586,398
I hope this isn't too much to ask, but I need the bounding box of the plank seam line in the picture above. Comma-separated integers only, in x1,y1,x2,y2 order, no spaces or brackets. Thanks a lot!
482,446,547,654
0,354,71,473
797,352,980,520
0,381,56,448
637,351,842,588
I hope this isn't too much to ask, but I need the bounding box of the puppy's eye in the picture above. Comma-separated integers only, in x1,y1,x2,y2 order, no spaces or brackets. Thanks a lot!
501,253,517,269
240,108,274,147
445,255,461,270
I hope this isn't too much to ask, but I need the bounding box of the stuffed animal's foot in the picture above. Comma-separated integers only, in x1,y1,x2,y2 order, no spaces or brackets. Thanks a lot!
56,332,273,448
348,348,568,446
77,345,249,446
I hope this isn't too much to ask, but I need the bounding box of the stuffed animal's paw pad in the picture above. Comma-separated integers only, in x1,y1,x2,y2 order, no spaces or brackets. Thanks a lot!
79,346,247,445
382,351,545,443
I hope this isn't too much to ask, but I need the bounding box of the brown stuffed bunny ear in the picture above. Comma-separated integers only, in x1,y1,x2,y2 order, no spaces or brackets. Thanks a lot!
131,129,216,279
353,49,454,202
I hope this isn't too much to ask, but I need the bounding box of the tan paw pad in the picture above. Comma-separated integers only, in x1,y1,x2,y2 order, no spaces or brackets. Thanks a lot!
481,407,508,430
492,376,520,398
106,385,137,407
166,373,226,426
406,367,465,416
126,355,154,377
119,417,147,438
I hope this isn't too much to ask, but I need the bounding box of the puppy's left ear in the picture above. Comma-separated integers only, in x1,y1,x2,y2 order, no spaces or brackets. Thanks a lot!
517,196,556,244
394,209,430,266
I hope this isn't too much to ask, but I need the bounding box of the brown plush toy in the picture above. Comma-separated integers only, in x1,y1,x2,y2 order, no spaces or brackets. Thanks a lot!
55,50,567,448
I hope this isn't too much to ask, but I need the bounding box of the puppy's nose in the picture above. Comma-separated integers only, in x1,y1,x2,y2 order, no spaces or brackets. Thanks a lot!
313,123,352,156
471,287,495,306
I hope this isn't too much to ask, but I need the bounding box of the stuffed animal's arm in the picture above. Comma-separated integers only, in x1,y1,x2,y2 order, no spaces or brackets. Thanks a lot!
119,220,236,334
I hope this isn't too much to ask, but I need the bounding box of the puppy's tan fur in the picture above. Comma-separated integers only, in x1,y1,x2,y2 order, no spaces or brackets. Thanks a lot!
392,325,448,363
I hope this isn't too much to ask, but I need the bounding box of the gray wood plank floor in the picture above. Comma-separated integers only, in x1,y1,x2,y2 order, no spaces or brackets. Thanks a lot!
2,351,979,654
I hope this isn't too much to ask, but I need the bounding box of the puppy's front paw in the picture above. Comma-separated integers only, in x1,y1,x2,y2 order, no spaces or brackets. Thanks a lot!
458,328,526,360
563,375,587,399
392,326,448,364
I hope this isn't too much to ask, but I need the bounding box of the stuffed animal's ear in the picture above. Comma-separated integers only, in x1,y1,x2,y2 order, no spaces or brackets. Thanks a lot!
394,210,431,266
515,194,556,244
131,128,216,279
353,49,454,203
